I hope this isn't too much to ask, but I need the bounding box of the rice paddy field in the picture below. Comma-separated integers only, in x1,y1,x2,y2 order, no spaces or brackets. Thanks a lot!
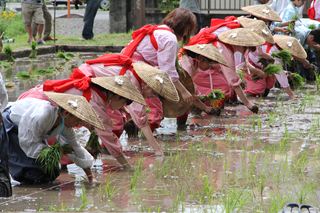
1,54,320,212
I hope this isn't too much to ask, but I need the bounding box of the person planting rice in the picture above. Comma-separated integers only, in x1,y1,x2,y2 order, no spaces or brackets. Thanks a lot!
237,17,295,98
81,54,179,155
119,8,197,133
192,19,266,113
1,92,104,184
18,75,146,170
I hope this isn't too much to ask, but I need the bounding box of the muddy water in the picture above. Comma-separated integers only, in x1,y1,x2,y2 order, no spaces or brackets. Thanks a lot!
1,57,320,212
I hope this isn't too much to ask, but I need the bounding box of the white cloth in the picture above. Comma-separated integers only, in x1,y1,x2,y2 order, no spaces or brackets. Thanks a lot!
0,73,8,111
8,98,93,169
270,0,304,17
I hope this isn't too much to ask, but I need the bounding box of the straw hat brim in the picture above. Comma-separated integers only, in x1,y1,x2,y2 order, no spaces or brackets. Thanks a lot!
44,92,104,130
91,76,146,106
241,5,282,22
162,68,194,118
238,17,275,44
273,35,307,59
183,44,229,67
132,62,180,102
218,28,265,47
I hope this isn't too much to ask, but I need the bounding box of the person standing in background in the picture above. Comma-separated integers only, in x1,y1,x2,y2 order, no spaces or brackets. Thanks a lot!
82,0,102,40
179,0,202,32
270,0,304,17
32,0,55,42
21,0,45,44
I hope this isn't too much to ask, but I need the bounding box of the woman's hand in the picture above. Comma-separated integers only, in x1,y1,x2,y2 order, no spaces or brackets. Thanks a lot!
173,80,194,104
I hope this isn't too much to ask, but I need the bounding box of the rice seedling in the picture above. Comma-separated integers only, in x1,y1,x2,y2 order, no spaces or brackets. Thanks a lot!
34,67,55,76
99,176,117,200
271,50,292,68
78,187,88,211
268,193,289,213
221,188,251,213
130,158,144,192
291,151,309,175
56,51,75,61
84,131,101,159
316,73,320,91
308,24,316,30
290,73,305,90
263,64,282,75
29,41,37,59
278,126,291,152
3,45,14,62
36,143,62,179
296,183,316,204
197,175,215,204
0,61,11,69
16,70,31,79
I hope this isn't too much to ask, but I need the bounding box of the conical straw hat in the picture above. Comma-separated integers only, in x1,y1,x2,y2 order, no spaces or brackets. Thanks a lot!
183,43,229,67
238,17,275,44
44,92,104,130
91,76,146,105
273,35,307,59
218,28,265,47
162,67,195,118
132,62,180,102
241,4,282,22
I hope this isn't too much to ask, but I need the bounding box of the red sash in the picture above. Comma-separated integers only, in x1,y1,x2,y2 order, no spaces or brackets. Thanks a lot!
43,68,95,101
122,24,173,57
86,53,141,82
308,0,316,20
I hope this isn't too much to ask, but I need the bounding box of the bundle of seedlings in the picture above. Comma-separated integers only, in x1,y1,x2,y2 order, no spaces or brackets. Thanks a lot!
29,41,37,59
200,89,225,109
287,14,299,35
271,49,292,67
263,64,282,75
289,72,305,90
37,143,62,179
56,51,75,61
85,131,101,159
3,45,14,62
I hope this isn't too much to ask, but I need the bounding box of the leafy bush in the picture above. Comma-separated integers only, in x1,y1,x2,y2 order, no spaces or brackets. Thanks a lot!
158,0,179,13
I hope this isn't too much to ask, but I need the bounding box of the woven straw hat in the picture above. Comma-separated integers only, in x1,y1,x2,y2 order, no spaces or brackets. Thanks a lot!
241,4,282,22
91,76,146,105
218,28,265,47
183,44,229,67
162,67,195,118
132,62,180,102
44,92,104,130
238,17,275,44
273,35,307,59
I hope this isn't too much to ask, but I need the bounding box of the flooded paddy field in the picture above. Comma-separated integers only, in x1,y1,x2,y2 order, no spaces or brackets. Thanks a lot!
1,55,320,212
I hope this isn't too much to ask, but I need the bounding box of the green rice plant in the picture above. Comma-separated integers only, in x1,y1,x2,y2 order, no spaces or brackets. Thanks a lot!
3,45,14,62
36,143,61,179
56,51,75,61
197,175,215,204
291,151,309,175
263,64,282,75
297,183,316,204
29,41,37,59
291,73,305,90
316,73,320,91
251,115,262,132
34,67,56,76
78,187,88,211
222,188,250,213
271,50,292,67
279,126,291,152
267,111,277,127
200,89,225,101
99,176,117,200
0,61,11,69
171,189,186,212
130,158,144,192
268,193,289,213
84,131,101,159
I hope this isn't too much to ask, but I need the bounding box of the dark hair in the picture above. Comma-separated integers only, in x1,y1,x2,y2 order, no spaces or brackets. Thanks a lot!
161,8,197,42
310,29,320,44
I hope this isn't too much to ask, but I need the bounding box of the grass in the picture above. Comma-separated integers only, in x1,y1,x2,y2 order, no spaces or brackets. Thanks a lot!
4,32,132,52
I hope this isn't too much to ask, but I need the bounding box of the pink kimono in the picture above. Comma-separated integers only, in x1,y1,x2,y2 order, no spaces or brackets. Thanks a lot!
120,24,180,131
179,55,233,99
243,48,276,96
